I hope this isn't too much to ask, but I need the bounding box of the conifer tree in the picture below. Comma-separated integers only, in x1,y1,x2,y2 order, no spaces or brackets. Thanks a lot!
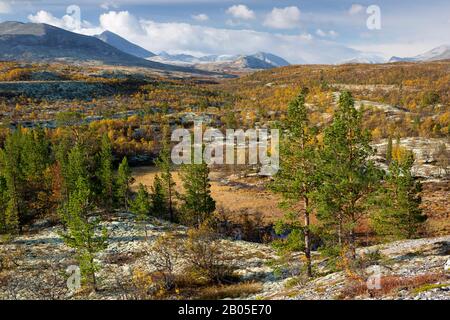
116,157,132,210
130,183,151,239
371,151,426,240
98,134,114,211
150,174,167,218
66,144,89,196
271,91,319,277
155,123,176,221
0,175,8,233
314,91,381,258
0,130,25,233
180,158,215,227
60,176,107,291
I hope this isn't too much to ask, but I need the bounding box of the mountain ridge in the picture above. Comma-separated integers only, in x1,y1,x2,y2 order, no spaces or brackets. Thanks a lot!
94,30,156,59
0,21,211,75
389,45,450,63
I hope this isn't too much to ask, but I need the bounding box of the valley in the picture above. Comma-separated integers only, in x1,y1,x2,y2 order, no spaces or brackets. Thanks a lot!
0,19,448,301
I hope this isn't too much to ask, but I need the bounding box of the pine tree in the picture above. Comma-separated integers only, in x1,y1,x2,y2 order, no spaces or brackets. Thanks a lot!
271,91,319,277
0,175,8,233
0,130,25,233
180,158,215,227
155,123,176,221
98,134,114,211
130,183,151,239
66,144,89,196
150,174,167,217
314,91,381,258
116,157,132,210
371,151,426,240
60,176,107,291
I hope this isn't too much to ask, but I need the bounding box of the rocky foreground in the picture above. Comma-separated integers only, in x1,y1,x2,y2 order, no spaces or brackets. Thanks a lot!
0,213,448,300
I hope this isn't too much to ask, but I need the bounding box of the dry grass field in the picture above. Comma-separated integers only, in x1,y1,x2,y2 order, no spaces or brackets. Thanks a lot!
132,166,449,237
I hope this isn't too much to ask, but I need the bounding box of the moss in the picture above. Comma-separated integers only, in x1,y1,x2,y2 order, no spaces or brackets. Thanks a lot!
413,283,449,294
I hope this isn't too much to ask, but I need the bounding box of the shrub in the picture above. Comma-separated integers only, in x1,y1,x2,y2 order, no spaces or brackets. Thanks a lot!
182,223,236,284
148,232,182,290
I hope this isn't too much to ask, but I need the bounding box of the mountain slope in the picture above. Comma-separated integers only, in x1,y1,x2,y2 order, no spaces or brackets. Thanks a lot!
0,22,206,74
149,51,290,70
248,52,290,67
94,30,155,59
389,45,450,62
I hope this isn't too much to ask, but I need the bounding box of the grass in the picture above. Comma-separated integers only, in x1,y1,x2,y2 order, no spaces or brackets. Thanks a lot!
195,282,263,300
412,282,450,294
340,272,447,299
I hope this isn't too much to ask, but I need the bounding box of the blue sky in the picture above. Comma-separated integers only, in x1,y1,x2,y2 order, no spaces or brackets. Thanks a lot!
0,0,449,63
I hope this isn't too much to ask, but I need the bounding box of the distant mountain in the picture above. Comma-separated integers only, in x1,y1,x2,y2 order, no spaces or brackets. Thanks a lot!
0,22,206,74
339,53,386,65
248,52,290,67
94,30,155,59
389,45,450,63
149,51,290,70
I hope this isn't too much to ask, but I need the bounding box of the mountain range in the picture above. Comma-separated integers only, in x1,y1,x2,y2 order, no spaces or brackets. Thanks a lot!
389,45,450,63
0,21,449,72
0,21,208,74
149,51,290,69
94,31,156,59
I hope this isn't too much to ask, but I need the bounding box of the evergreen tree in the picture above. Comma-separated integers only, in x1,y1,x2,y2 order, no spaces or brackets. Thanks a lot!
150,174,167,217
371,151,426,240
21,128,52,219
66,144,89,196
116,157,132,210
60,177,107,291
271,91,319,277
98,134,114,211
0,175,8,233
130,183,151,239
313,91,381,258
155,123,176,221
0,130,25,233
180,158,215,227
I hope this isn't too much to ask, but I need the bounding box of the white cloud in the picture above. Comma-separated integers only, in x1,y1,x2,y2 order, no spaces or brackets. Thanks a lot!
349,4,364,15
0,0,12,14
226,4,255,20
26,9,363,64
192,13,209,22
28,10,102,35
316,29,338,38
316,29,326,37
99,10,145,35
100,2,119,10
329,30,338,37
263,6,300,29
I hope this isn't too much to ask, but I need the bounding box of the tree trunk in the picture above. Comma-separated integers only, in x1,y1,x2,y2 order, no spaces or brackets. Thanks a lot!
337,214,343,246
303,197,312,278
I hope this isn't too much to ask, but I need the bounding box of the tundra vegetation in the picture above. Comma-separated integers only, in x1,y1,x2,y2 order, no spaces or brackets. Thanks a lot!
0,60,448,299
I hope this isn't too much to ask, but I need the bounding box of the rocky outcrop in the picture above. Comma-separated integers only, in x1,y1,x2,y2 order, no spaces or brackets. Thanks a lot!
0,213,448,300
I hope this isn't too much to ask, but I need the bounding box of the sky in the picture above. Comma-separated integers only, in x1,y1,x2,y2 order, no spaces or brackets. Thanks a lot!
0,0,449,63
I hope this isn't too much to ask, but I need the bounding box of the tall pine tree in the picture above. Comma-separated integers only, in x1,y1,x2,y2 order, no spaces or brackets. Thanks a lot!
60,176,107,291
155,123,177,221
180,157,215,227
98,134,114,211
130,183,151,239
371,151,426,240
116,157,132,211
271,91,319,277
314,91,381,258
